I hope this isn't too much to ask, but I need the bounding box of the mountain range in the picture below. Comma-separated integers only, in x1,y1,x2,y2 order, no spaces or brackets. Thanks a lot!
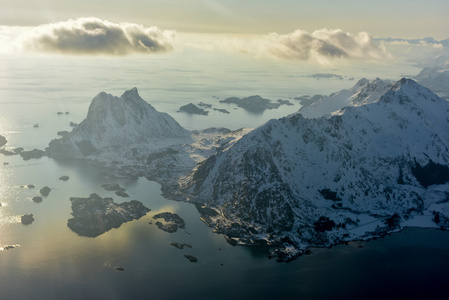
178,78,449,260
46,78,449,261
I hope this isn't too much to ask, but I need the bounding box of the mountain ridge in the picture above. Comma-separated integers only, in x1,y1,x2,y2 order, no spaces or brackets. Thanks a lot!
177,78,449,260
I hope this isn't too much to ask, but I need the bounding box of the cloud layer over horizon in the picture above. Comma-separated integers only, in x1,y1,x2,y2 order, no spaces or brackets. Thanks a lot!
17,18,176,55
224,29,392,64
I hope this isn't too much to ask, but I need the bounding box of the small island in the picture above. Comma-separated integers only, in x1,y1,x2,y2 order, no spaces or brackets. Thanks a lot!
219,95,293,113
212,108,230,114
184,254,198,262
21,214,34,225
20,149,45,160
101,183,124,191
115,190,129,197
0,147,23,156
306,73,344,80
101,183,129,197
59,176,70,181
67,193,150,237
179,103,208,115
170,242,192,249
152,212,185,233
39,186,51,197
1,244,19,251
32,196,43,203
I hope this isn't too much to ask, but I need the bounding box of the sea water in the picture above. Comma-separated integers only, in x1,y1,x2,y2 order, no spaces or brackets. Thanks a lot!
1,53,448,299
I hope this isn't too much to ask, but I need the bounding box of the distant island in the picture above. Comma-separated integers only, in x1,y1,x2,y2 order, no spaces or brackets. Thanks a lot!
220,95,293,113
179,103,208,115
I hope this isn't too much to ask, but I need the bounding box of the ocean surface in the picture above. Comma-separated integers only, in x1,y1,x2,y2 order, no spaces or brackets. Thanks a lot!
1,53,448,299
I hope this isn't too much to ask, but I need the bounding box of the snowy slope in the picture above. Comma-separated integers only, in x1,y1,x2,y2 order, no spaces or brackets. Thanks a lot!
415,62,449,97
299,78,392,118
179,78,449,259
48,88,190,157
47,88,249,186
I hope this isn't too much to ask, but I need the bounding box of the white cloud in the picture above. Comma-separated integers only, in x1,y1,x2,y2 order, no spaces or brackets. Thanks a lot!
16,18,176,55
223,29,392,64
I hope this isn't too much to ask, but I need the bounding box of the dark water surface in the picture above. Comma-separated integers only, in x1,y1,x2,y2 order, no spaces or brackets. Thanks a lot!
1,155,448,300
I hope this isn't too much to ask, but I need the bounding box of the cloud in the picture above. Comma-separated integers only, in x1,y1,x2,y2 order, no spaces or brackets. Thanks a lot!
384,39,444,49
17,18,176,55
223,29,392,64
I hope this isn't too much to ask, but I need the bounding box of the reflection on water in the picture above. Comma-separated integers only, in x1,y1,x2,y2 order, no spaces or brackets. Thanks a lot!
2,155,449,300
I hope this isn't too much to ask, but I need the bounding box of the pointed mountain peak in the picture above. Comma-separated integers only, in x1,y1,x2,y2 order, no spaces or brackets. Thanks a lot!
391,78,417,90
353,78,369,89
391,78,433,94
121,87,140,100
377,78,442,108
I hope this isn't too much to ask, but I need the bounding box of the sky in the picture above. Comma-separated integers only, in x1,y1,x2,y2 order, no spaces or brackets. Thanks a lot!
1,0,449,39
0,0,448,76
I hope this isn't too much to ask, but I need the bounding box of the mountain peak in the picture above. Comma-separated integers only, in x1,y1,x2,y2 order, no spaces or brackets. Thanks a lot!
121,87,140,100
180,78,449,260
379,78,440,106
391,77,416,90
354,78,369,89
48,88,190,157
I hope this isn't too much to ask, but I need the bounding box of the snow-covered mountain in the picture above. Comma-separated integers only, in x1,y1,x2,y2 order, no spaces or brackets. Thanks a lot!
414,62,449,97
48,88,190,157
178,78,449,260
47,88,249,186
299,77,392,118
